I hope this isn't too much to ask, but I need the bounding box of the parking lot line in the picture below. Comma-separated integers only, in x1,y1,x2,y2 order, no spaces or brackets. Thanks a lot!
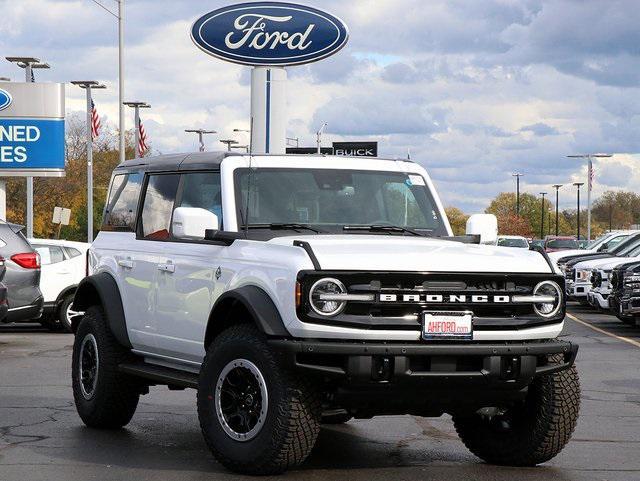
566,312,640,349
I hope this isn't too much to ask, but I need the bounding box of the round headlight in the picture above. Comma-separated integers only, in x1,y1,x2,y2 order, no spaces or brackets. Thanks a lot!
309,278,347,317
533,281,563,318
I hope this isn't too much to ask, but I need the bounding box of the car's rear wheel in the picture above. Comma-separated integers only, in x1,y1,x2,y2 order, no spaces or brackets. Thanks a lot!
58,294,81,333
72,306,140,428
453,357,580,466
197,324,321,475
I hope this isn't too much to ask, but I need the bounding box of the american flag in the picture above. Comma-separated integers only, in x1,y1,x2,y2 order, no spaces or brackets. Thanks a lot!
91,100,101,140
588,162,595,191
138,118,149,156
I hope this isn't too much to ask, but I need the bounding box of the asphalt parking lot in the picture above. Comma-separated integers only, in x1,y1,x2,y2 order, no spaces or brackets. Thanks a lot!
1,304,639,481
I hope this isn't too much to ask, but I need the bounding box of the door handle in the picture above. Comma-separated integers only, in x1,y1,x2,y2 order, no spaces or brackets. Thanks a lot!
157,263,175,273
117,259,134,269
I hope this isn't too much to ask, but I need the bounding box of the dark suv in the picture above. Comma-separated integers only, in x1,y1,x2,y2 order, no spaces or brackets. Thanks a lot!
0,222,43,323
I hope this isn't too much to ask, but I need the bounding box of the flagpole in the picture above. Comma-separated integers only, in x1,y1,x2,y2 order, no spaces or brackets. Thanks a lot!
71,81,106,242
118,0,125,163
124,101,150,158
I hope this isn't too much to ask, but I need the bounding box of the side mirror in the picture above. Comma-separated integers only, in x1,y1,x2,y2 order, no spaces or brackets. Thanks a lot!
171,207,218,240
466,214,498,245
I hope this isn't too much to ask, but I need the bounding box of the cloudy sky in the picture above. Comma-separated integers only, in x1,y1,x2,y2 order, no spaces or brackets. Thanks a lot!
2,0,639,212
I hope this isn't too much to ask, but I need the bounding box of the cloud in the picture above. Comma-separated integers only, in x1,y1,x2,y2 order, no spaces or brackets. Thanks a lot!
520,122,560,136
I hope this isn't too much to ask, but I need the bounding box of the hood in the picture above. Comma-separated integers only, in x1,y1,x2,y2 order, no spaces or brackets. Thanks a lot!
590,256,640,272
268,235,553,273
547,249,588,263
574,256,627,271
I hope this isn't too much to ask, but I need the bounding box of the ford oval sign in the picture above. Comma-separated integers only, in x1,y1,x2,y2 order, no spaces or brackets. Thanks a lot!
191,2,349,66
0,88,12,112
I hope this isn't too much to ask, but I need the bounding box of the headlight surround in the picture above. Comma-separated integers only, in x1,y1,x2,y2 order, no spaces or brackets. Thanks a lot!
576,269,591,282
533,280,563,318
309,278,347,317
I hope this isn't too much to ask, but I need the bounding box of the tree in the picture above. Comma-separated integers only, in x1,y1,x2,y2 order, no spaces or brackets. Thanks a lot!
445,207,468,235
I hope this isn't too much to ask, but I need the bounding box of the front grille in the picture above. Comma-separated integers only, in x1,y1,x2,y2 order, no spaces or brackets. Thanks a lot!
298,271,565,331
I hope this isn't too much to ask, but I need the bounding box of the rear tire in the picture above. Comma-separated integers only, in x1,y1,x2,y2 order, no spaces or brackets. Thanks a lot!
197,324,321,475
453,357,580,466
72,306,140,429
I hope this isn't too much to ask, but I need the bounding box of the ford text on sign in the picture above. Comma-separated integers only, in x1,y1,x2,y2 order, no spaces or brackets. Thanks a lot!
191,2,349,66
0,119,65,169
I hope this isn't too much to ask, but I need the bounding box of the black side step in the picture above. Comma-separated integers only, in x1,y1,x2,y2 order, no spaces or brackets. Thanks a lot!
119,362,199,389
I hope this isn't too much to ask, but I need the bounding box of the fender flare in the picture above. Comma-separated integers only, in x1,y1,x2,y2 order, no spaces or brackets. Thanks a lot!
205,285,289,348
72,272,132,349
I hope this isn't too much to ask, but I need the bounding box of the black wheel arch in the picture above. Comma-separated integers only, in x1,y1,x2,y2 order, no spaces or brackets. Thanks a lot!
204,285,290,349
72,272,132,349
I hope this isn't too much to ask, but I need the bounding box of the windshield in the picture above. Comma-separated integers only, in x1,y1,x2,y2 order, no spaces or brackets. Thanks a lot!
234,168,447,235
614,234,640,256
546,239,579,249
497,237,529,248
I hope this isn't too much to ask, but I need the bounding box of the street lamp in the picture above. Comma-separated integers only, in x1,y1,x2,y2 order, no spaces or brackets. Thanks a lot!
568,153,613,241
573,182,584,240
539,192,547,239
71,81,107,243
185,129,217,152
316,122,328,154
552,184,563,236
123,101,150,159
220,139,239,151
512,173,523,216
230,145,250,153
6,56,51,239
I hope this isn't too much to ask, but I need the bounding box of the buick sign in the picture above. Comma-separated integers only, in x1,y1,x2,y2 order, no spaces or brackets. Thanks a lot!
0,89,12,112
191,2,349,66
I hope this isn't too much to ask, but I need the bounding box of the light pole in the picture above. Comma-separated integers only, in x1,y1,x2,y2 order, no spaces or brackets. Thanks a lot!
220,139,239,151
71,81,106,243
552,184,562,236
512,173,523,216
185,129,217,152
118,1,125,164
6,56,50,239
568,153,613,241
539,192,547,239
573,182,584,239
316,122,327,154
230,145,250,153
123,101,150,159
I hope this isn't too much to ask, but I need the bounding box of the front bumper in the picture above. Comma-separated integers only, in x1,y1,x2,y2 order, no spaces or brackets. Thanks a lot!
270,338,578,391
588,290,610,309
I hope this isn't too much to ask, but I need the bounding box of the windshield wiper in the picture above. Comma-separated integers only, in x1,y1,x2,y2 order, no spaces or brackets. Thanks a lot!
246,223,326,233
342,224,427,237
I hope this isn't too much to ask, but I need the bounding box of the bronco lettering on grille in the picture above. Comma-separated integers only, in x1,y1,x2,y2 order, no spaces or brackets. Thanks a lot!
379,294,511,303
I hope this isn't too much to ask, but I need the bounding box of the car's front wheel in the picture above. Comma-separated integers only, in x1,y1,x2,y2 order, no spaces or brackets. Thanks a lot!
197,324,321,475
72,306,140,428
453,357,580,466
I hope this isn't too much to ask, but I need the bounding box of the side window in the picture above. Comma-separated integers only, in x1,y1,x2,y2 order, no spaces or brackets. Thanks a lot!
35,245,65,265
103,172,143,231
65,247,82,258
139,174,180,240
175,172,223,229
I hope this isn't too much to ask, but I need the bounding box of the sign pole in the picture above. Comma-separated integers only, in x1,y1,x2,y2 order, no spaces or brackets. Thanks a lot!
250,67,287,154
25,64,33,238
587,156,592,241
118,0,125,164
134,105,139,158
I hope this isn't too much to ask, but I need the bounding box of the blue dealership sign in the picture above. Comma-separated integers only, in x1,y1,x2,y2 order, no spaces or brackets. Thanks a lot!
0,118,65,170
191,2,349,66
0,89,12,111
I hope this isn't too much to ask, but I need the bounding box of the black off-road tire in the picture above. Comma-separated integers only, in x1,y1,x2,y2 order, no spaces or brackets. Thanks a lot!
72,306,140,429
321,410,353,424
197,324,321,475
453,356,580,466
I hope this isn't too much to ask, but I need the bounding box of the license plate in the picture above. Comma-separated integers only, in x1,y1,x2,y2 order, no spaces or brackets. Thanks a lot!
422,311,473,340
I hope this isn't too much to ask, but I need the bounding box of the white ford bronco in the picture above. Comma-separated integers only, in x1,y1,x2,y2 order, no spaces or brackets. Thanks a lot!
71,152,580,475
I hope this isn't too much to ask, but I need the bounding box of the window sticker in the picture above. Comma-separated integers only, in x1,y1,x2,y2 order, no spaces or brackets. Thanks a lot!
408,174,426,186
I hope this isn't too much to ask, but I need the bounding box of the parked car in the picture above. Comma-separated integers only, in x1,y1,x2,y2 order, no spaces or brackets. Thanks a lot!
0,222,43,324
70,152,579,475
577,239,590,249
549,230,636,267
30,239,89,332
544,236,579,253
0,257,8,322
496,235,529,248
528,239,544,249
609,260,640,325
